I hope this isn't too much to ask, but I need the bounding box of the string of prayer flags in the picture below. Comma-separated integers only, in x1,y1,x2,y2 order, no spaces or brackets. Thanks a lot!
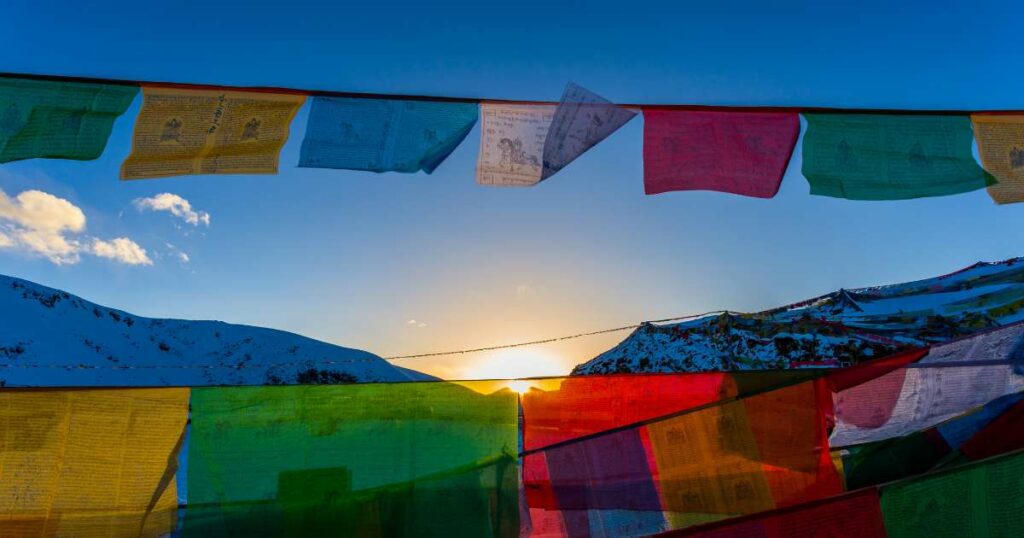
971,114,1024,204
830,324,1024,446
0,76,137,163
642,110,800,197
801,114,996,200
182,382,519,537
121,87,304,180
0,388,189,537
477,84,634,186
298,96,478,174
540,82,636,180
880,450,1024,537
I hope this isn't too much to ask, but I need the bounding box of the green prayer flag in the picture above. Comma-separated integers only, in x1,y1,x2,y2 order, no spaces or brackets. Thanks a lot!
182,381,519,537
801,114,995,200
881,451,1024,537
0,76,138,163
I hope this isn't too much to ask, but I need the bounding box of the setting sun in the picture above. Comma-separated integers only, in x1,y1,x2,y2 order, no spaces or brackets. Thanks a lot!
460,348,568,380
506,380,533,394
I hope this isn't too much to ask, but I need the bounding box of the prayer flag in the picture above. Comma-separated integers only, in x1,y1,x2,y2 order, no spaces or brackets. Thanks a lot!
476,103,555,186
880,451,1024,537
182,381,519,537
801,114,994,200
298,96,478,174
541,82,636,180
971,114,1024,204
477,84,633,186
642,110,800,197
0,76,137,163
0,388,188,537
121,86,304,180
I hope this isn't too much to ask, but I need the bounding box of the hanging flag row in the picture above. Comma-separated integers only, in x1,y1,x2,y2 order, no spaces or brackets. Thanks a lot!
2,74,1024,203
1,323,1021,536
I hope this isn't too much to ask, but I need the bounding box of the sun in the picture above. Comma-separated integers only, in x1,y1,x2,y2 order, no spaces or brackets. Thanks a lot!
461,348,568,380
506,380,533,394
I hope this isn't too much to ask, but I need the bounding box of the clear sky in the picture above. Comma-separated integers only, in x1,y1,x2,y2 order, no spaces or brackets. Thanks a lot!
2,0,1023,379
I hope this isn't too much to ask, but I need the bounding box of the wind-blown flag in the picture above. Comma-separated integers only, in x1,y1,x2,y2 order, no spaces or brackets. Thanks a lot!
477,84,633,186
971,114,1024,204
298,97,478,174
182,381,519,537
880,450,1024,537
0,76,137,163
642,110,800,197
0,388,188,537
801,114,995,200
121,87,305,180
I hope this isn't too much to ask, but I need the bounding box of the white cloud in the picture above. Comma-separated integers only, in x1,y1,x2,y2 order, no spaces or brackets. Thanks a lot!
0,188,152,266
134,193,210,227
90,238,153,266
515,284,535,300
406,319,427,328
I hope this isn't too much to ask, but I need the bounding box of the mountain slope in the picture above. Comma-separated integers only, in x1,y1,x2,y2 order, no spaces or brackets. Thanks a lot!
574,258,1024,374
0,274,432,386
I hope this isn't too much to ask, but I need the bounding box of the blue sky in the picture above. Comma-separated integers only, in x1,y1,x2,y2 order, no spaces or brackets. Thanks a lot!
2,0,1023,378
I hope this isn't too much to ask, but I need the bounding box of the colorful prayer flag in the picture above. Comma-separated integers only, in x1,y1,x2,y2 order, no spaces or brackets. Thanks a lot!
642,110,800,197
0,388,188,537
801,114,994,200
971,114,1024,204
0,76,137,163
541,83,636,180
182,381,519,537
298,96,478,174
120,87,305,180
880,451,1024,537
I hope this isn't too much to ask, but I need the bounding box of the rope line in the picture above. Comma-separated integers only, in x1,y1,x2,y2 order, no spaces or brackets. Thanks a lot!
4,71,1024,115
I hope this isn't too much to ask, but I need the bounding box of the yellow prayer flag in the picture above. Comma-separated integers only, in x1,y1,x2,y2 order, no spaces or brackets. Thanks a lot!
121,86,305,180
0,388,189,537
971,114,1024,204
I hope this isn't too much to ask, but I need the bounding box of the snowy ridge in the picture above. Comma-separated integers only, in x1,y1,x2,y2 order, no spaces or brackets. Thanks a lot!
575,258,1024,374
0,274,433,386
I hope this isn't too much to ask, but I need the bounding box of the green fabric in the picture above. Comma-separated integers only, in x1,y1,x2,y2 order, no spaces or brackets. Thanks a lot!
843,431,950,489
881,451,1024,537
801,114,995,200
0,76,137,163
182,382,519,537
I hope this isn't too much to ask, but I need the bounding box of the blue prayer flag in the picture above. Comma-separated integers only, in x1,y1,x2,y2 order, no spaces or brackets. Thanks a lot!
299,96,478,174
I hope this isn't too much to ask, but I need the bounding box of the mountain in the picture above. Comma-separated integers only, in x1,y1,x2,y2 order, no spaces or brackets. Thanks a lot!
0,274,433,386
574,258,1024,375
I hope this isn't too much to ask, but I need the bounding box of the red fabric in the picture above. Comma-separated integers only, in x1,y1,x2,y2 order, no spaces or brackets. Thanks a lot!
653,489,887,537
642,110,800,197
825,347,929,392
961,399,1024,460
521,373,732,451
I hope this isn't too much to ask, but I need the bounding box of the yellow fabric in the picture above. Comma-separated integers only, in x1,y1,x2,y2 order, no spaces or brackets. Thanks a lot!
647,399,775,516
971,114,1024,204
121,87,305,180
0,388,189,537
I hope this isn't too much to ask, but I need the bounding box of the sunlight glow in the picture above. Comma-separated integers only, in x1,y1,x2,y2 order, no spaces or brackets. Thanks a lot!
461,348,568,380
506,380,533,394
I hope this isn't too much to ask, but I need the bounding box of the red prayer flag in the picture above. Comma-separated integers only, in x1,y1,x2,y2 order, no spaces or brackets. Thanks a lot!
642,110,800,197
960,399,1024,461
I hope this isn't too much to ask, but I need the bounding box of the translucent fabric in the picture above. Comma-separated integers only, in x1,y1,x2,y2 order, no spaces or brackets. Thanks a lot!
121,87,305,180
540,83,636,181
801,114,994,200
959,399,1024,461
642,110,800,197
0,76,137,163
182,381,519,537
0,388,189,537
971,114,1024,204
476,103,555,186
880,451,1024,537
654,489,887,538
298,96,478,174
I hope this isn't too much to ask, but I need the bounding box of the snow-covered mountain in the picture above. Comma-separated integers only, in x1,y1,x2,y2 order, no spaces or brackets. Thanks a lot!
0,274,433,386
575,258,1024,374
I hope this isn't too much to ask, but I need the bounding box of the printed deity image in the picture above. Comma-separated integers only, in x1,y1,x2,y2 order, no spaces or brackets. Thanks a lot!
476,104,554,186
121,87,304,180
